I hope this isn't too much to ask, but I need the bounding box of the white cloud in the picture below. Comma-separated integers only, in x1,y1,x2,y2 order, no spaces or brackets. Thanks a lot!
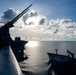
1,8,19,22
1,8,26,27
39,16,47,25
26,17,39,25
23,10,47,26
49,19,59,26
1,8,76,40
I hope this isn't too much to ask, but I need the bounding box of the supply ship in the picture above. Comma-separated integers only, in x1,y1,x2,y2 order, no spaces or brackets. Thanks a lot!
47,49,76,75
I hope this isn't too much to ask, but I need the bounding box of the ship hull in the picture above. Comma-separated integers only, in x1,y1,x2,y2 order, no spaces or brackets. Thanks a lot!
0,46,23,75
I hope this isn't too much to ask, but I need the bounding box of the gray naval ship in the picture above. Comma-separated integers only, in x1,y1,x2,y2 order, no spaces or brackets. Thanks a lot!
0,4,32,75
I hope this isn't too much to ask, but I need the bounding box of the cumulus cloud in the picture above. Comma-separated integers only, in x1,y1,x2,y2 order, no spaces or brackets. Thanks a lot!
1,8,48,26
47,19,76,37
59,19,75,29
49,19,75,28
29,10,38,17
1,8,19,22
39,16,47,25
49,19,59,26
1,8,25,27
23,10,39,25
1,8,76,40
23,10,47,26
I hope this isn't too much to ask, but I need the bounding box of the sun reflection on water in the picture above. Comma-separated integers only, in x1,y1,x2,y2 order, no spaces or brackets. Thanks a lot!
26,41,39,47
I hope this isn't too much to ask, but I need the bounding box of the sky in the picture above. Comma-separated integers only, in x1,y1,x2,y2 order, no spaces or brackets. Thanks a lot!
0,0,76,41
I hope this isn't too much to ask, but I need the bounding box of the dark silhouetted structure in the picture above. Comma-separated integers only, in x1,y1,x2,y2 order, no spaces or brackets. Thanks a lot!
0,4,32,61
11,37,28,61
47,49,76,75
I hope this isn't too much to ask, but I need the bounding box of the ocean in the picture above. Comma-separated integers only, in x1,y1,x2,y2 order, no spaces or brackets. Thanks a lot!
19,41,76,75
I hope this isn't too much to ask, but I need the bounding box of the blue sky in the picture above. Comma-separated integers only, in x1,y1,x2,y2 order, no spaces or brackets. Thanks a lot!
0,0,76,21
0,0,76,40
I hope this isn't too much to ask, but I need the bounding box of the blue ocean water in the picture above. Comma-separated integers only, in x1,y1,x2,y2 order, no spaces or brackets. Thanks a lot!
20,41,76,75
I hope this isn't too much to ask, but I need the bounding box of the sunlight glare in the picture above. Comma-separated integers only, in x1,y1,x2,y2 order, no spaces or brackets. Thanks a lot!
26,17,38,25
26,41,39,47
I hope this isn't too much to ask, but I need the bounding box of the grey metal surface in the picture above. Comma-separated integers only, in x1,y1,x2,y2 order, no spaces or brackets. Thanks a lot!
0,46,23,75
